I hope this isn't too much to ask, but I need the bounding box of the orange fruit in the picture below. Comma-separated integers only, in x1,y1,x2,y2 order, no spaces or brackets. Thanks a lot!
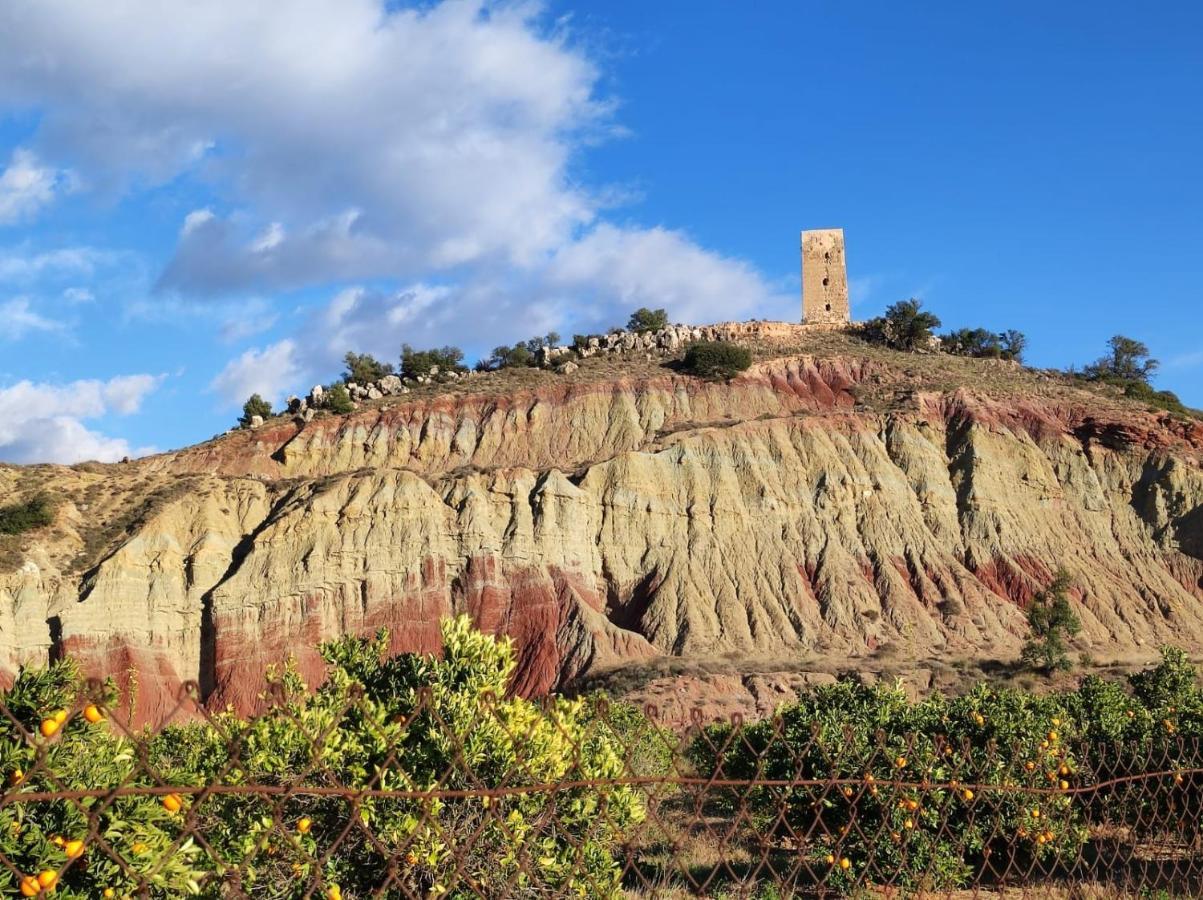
19,876,39,897
904,818,914,829
297,817,312,834
162,793,182,813
1059,780,1069,791
8,768,23,785
405,852,418,866
39,718,59,739
83,705,104,724
132,842,148,854
973,713,985,726
1047,731,1058,742
841,786,853,798
824,854,835,865
839,857,851,870
962,789,974,801
52,711,67,726
37,870,57,889
1024,761,1035,771
895,756,907,769
328,887,342,900
103,891,115,899
1031,808,1041,819
50,836,64,847
65,839,84,859
1059,764,1070,776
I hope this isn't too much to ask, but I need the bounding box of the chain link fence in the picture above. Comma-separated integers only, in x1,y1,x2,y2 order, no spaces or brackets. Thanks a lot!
0,668,1201,899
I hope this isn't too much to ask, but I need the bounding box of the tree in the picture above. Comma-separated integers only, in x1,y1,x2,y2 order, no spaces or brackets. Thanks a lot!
627,307,669,333
1085,335,1159,384
940,327,1027,362
326,382,354,414
239,394,272,428
342,352,394,384
400,344,465,379
1021,569,1082,673
868,299,942,351
482,344,534,370
681,341,752,380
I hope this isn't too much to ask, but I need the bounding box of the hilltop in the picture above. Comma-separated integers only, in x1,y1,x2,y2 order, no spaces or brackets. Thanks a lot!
2,322,1202,725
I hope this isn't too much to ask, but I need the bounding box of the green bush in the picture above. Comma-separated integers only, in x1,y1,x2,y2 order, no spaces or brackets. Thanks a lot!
1021,569,1082,673
400,344,466,379
238,393,272,428
694,680,1084,891
325,382,354,414
627,307,669,334
942,327,1027,362
0,618,643,898
681,341,752,380
341,352,394,384
0,495,54,535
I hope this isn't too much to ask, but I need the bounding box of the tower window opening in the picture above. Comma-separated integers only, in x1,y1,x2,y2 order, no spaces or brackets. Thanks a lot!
825,303,832,312
822,276,829,286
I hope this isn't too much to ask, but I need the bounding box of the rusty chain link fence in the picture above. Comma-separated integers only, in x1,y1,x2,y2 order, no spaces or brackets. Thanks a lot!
1,666,1202,900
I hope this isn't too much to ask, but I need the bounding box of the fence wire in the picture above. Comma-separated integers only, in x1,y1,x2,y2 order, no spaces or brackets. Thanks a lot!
0,676,1201,899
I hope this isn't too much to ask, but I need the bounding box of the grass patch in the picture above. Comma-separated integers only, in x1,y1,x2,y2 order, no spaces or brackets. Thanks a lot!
0,495,54,535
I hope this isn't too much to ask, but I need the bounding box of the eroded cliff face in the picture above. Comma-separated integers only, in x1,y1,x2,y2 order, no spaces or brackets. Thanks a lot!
4,348,1203,725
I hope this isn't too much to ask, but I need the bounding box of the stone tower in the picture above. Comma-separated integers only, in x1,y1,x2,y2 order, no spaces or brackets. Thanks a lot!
801,228,850,325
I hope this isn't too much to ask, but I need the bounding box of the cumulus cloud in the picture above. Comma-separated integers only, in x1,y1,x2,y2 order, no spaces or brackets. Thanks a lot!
0,374,162,464
209,340,304,407
0,0,605,292
0,148,70,225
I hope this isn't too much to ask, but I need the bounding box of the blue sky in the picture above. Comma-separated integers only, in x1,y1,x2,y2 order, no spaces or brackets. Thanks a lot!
1,1,1201,462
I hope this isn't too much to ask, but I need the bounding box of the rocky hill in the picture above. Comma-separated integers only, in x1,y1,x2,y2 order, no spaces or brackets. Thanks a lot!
3,322,1203,725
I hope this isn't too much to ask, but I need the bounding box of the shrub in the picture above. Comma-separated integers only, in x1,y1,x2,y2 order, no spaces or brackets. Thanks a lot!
681,341,752,380
400,344,465,379
482,343,534,370
325,382,354,414
0,495,54,535
942,327,1027,362
627,307,669,334
1021,569,1082,673
238,393,272,428
865,299,942,351
341,352,394,384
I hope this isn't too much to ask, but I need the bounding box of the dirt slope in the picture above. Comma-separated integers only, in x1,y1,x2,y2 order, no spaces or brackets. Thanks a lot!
3,326,1202,725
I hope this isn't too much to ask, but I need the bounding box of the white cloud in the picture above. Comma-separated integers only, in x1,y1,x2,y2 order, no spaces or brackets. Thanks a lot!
0,246,111,283
0,297,66,340
0,1,606,292
0,374,162,464
0,148,69,225
62,287,94,303
209,339,303,407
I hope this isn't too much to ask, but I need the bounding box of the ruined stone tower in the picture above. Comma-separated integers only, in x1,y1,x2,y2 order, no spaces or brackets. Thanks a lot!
801,228,850,325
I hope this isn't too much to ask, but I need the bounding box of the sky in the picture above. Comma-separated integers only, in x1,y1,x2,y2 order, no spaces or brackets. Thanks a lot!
0,1,1201,463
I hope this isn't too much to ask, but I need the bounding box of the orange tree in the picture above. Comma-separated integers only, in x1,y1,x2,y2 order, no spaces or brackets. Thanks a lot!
0,661,207,898
148,616,644,898
691,679,1085,892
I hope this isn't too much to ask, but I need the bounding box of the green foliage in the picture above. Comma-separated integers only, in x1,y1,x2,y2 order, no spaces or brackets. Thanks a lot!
696,679,1084,891
1021,569,1082,673
325,382,354,414
0,619,642,898
681,341,752,380
238,393,272,428
1085,335,1159,384
627,307,669,333
0,495,54,535
480,333,564,370
400,344,465,379
941,327,1027,362
866,299,942,351
341,351,394,384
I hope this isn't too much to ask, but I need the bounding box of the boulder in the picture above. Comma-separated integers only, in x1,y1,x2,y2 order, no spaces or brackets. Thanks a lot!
249,415,264,429
378,375,403,395
309,384,325,405
555,361,580,375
